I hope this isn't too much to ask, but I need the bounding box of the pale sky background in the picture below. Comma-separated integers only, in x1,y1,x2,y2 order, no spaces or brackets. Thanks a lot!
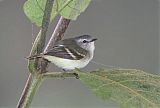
0,0,159,108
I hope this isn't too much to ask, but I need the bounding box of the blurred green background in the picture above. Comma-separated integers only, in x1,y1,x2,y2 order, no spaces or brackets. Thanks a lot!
0,0,159,108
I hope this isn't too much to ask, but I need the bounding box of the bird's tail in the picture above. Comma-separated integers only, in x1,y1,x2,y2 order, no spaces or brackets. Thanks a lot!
26,54,43,60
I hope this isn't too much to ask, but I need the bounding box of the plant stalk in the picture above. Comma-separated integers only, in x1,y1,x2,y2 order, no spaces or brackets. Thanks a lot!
17,1,71,107
16,73,42,108
44,16,70,53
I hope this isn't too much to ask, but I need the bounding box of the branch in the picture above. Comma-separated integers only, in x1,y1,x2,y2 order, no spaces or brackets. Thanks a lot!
28,0,55,73
18,1,71,108
44,16,70,53
17,0,54,108
16,74,42,108
36,0,55,73
37,0,54,54
28,30,42,73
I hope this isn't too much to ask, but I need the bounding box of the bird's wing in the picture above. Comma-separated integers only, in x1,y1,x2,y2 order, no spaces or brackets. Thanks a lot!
44,44,87,60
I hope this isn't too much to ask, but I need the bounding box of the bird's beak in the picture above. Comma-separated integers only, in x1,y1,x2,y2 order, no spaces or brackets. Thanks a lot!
90,38,97,42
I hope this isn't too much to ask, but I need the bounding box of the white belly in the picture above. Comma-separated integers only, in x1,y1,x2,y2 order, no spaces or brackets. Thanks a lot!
43,55,92,70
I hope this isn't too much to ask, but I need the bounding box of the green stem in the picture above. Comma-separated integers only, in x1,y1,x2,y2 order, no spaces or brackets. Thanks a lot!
16,73,42,108
28,30,42,73
42,72,77,79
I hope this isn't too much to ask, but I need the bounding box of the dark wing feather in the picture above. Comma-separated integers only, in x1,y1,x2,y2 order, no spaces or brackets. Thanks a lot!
44,45,87,60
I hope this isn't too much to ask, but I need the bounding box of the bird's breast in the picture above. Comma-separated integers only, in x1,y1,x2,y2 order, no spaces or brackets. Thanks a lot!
43,55,91,70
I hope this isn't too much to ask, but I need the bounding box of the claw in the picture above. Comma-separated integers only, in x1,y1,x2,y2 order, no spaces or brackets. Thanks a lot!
73,73,79,79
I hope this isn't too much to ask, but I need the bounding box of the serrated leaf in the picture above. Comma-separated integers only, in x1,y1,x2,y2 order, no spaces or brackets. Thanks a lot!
78,69,160,108
23,0,92,26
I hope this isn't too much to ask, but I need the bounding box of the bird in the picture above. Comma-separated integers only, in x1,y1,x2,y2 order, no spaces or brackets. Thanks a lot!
29,35,97,70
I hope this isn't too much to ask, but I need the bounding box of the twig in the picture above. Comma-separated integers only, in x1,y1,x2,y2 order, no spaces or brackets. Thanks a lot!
36,0,55,73
28,0,55,73
28,30,42,73
37,0,54,54
44,16,70,53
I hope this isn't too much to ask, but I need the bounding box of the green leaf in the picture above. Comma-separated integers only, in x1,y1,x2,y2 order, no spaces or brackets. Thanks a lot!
78,69,160,108
23,0,92,26
23,0,55,26
53,0,92,20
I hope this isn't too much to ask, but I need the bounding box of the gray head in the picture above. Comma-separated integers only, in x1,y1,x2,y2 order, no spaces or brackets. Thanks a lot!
74,35,97,51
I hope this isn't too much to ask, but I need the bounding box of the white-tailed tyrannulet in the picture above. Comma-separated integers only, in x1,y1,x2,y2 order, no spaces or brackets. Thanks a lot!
30,35,97,70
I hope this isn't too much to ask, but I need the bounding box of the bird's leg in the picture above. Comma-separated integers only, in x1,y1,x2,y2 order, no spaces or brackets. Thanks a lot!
62,69,67,72
62,69,79,79
60,69,67,79
73,73,79,79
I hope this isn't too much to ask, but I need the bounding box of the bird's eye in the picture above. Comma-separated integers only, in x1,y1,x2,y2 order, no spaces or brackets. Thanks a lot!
83,40,87,43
